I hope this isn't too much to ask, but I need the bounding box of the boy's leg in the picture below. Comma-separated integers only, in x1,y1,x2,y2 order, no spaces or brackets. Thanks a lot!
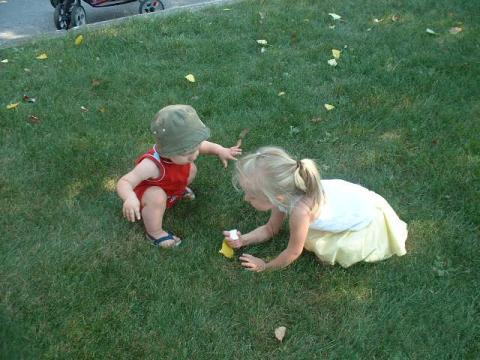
141,186,180,247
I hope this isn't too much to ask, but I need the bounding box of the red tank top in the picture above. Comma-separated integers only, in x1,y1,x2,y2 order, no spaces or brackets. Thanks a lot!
133,146,191,208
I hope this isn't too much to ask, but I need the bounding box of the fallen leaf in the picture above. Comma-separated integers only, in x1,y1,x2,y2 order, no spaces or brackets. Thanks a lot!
98,107,106,113
1,59,8,63
391,15,400,22
28,115,40,124
80,106,89,112
327,59,337,66
278,91,286,96
236,128,249,147
223,8,231,11
426,28,437,35
373,18,383,23
91,79,102,87
275,326,287,342
36,53,48,60
75,34,84,46
324,104,335,111
260,47,267,53
328,25,336,29
332,49,341,59
185,74,196,83
23,95,36,103
258,11,266,19
6,102,19,110
219,240,234,258
328,13,342,20
24,68,31,72
256,39,268,45
449,27,463,34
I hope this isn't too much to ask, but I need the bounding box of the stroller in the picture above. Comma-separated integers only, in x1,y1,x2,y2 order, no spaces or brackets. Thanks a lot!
50,0,165,30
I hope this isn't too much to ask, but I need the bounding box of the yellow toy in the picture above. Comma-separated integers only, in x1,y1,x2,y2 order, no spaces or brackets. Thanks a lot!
219,229,238,258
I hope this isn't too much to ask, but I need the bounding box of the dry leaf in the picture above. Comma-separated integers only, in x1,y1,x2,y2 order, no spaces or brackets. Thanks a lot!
391,15,400,22
327,59,337,66
449,27,463,34
219,240,234,258
328,13,342,20
23,95,36,103
6,102,19,110
332,49,341,59
1,59,8,63
426,28,437,35
28,115,40,124
98,107,106,113
260,47,267,53
223,8,231,11
91,79,102,87
278,91,286,96
256,39,268,45
185,74,196,82
373,18,383,23
275,326,287,342
24,68,31,72
324,104,335,111
75,34,84,46
36,53,48,60
80,106,89,112
236,128,249,147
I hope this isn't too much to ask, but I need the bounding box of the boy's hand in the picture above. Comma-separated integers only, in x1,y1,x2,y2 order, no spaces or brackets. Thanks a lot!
218,146,242,168
223,230,243,248
123,195,141,222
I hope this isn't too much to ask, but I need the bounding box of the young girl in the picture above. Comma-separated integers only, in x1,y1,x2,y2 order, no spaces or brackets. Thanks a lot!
224,146,407,271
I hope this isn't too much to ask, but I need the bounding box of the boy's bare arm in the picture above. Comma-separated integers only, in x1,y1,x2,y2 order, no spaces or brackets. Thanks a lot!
116,158,159,200
198,141,242,167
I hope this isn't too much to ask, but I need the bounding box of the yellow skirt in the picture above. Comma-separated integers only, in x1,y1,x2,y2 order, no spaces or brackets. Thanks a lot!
304,192,407,268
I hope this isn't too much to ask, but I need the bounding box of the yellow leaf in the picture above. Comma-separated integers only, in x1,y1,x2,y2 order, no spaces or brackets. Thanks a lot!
75,34,84,45
256,39,268,45
278,91,286,96
6,102,19,110
36,53,48,60
426,28,437,35
219,240,234,258
185,74,196,83
1,59,8,63
449,27,463,34
327,59,337,67
275,326,287,342
328,13,341,20
332,49,341,59
324,104,335,111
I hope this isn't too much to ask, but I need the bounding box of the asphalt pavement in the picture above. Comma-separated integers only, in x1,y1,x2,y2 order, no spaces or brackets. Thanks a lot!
0,0,231,47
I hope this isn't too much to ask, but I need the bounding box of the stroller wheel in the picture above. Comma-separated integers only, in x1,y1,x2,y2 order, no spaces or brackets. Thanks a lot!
139,0,165,14
71,4,86,27
53,3,69,30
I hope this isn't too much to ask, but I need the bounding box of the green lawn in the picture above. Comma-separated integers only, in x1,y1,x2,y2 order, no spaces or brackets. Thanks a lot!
1,0,479,358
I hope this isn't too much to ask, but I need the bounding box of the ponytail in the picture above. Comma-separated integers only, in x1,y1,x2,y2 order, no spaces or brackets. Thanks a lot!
294,159,324,214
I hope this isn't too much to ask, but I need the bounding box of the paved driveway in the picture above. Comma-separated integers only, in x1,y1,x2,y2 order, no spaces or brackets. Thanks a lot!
0,0,224,47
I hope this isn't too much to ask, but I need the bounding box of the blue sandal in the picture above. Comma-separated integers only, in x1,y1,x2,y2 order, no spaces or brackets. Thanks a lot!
146,232,182,248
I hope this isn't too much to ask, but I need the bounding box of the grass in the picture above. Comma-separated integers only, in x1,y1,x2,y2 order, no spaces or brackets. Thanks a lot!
1,0,479,358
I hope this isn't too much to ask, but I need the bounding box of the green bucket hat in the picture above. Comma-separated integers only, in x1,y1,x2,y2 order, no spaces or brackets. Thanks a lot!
150,105,211,157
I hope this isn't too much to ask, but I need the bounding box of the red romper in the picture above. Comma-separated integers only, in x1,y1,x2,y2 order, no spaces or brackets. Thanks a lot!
133,146,191,209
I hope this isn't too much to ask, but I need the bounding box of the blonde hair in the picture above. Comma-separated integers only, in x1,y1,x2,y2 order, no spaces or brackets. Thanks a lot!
234,146,324,214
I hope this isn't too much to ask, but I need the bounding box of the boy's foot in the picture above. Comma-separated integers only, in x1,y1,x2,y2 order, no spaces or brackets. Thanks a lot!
183,187,196,201
146,232,181,248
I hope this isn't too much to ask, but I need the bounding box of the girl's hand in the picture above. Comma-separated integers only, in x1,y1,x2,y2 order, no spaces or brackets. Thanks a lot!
122,195,141,222
239,254,267,272
223,230,243,248
218,146,242,167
